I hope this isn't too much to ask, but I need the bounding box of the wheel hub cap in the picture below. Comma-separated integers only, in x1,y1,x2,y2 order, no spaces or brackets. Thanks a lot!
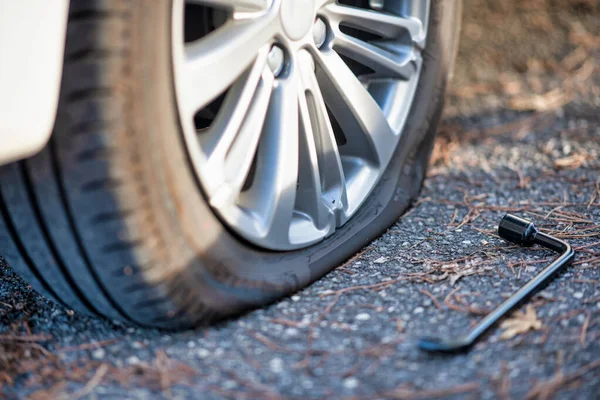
172,0,431,250
280,0,315,41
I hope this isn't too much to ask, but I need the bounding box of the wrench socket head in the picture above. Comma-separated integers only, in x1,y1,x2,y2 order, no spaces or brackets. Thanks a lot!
498,214,538,247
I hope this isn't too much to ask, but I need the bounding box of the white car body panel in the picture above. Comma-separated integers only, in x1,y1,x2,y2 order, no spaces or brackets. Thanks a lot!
0,1,69,165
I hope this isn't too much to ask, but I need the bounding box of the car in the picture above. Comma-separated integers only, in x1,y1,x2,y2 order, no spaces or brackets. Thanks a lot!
0,0,462,329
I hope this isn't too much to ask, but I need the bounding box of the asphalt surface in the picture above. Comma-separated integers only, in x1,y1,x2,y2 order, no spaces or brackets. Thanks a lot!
2,1,600,399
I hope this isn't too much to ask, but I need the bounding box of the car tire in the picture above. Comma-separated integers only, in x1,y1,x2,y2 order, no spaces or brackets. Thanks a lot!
0,0,461,329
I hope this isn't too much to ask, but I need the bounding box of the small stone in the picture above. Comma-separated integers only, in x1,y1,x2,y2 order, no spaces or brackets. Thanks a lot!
92,348,105,360
302,380,314,389
343,377,359,389
285,328,299,336
196,348,210,359
187,341,196,349
356,313,371,321
223,380,238,390
291,295,301,302
413,307,424,314
127,356,140,365
270,358,284,373
374,257,388,264
573,292,584,299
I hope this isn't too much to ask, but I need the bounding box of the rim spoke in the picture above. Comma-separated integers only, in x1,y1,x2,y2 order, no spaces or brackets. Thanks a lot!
186,0,270,12
297,52,347,229
202,48,268,166
180,17,276,118
332,34,417,80
240,72,300,242
322,4,425,44
313,48,396,167
314,0,336,9
208,56,274,207
297,96,330,231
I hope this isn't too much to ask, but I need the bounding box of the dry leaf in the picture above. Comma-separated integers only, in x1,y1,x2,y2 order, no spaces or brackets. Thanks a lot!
554,153,587,170
509,88,570,112
499,305,543,340
449,269,475,286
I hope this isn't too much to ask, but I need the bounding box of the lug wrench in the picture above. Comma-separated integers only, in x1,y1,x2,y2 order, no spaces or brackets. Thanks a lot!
418,214,575,353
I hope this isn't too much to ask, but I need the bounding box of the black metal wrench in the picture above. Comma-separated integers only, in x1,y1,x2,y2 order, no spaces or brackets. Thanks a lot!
418,214,575,353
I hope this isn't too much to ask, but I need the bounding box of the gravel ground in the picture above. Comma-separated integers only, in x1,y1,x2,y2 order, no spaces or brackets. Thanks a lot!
2,1,600,399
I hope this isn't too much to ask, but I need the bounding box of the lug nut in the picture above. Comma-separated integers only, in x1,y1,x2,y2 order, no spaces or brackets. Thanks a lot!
313,18,327,49
267,45,285,77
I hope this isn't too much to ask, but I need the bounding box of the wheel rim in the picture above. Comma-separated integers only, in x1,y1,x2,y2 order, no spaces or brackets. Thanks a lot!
172,0,430,250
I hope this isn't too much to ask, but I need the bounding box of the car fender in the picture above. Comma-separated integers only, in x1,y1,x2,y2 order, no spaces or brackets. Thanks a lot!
0,1,69,165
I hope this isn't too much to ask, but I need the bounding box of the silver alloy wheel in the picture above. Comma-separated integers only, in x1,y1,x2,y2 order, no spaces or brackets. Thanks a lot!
172,0,430,250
